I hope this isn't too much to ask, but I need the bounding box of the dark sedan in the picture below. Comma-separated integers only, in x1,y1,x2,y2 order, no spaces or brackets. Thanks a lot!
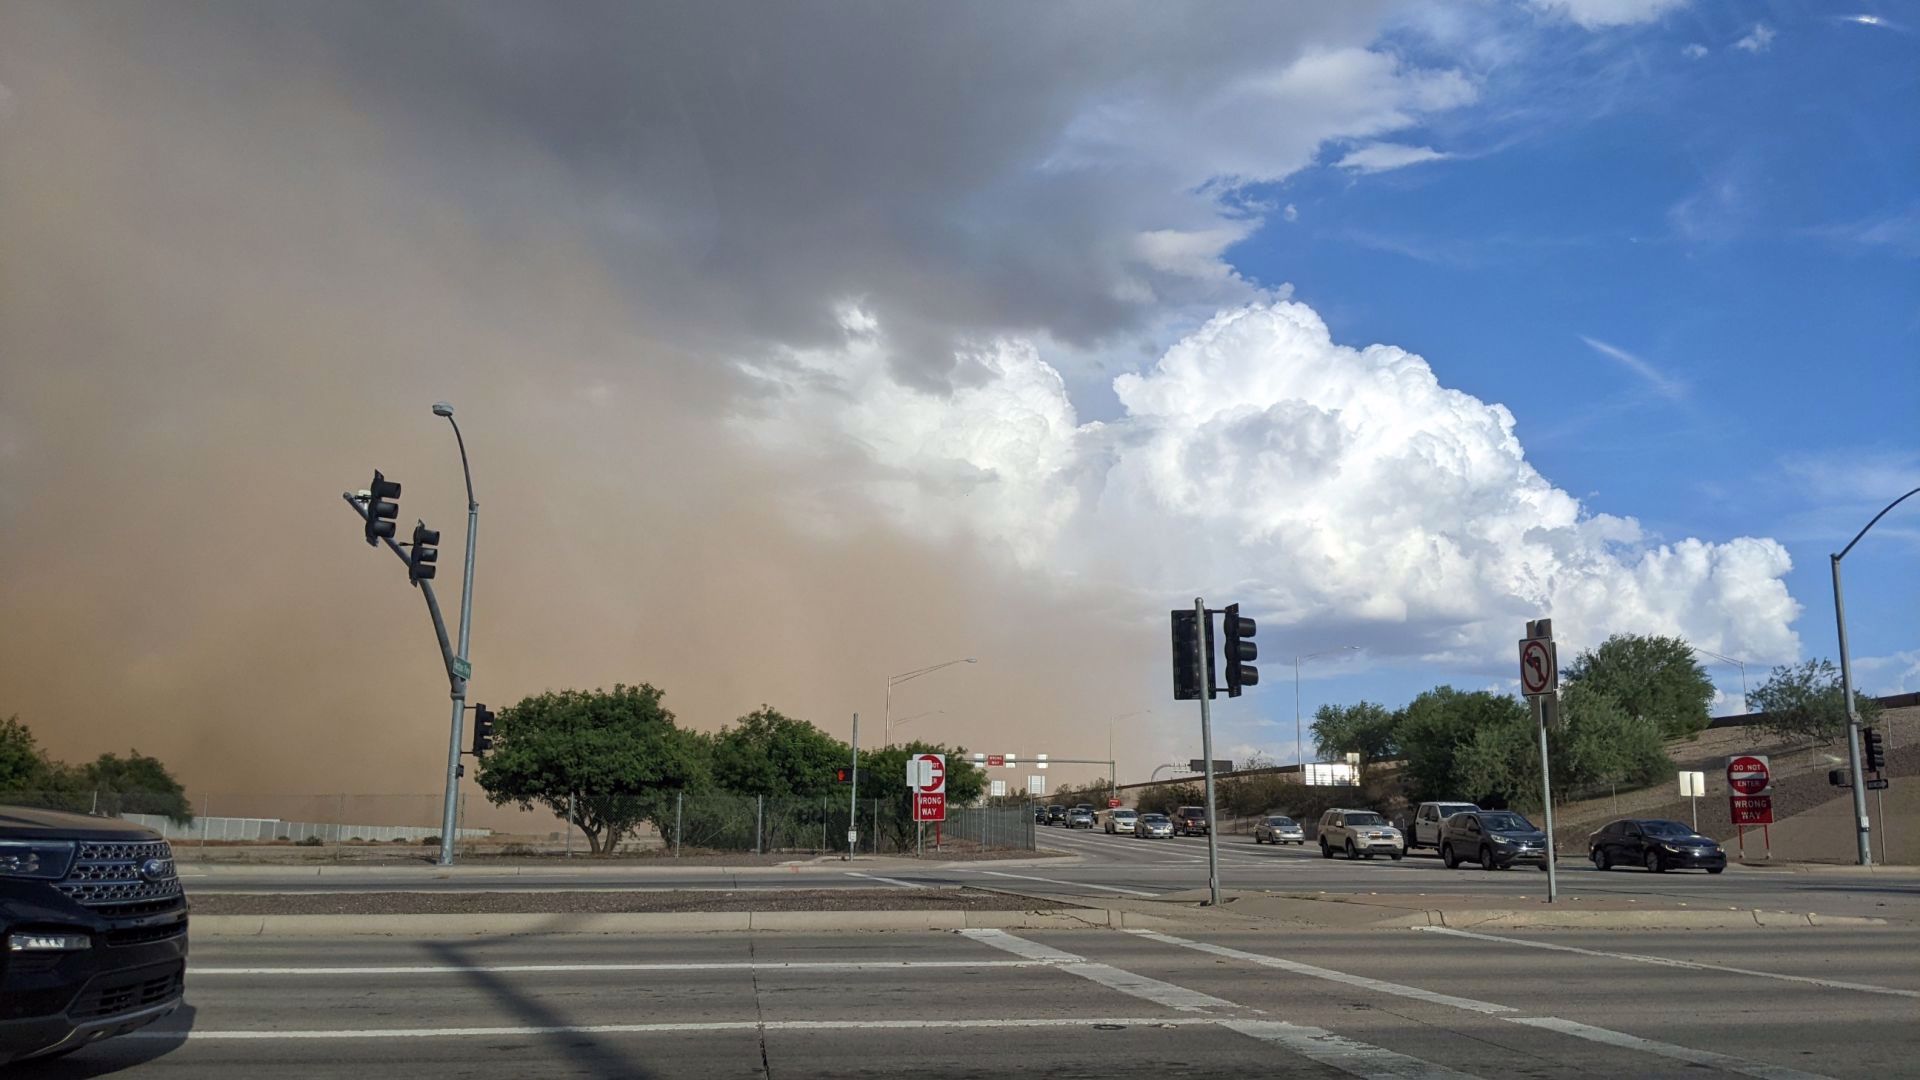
1589,818,1726,873
1439,810,1549,871
1045,805,1069,826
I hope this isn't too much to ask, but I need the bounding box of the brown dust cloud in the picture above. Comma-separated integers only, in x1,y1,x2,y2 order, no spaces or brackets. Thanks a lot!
0,5,1176,812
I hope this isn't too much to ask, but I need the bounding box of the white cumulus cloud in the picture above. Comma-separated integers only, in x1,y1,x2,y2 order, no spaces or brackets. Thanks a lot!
1529,0,1688,29
738,299,1802,671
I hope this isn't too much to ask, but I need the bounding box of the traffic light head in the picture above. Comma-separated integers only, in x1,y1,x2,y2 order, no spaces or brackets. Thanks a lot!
834,766,856,784
1223,602,1258,697
365,470,401,546
408,522,440,585
1863,727,1885,772
471,704,495,755
1171,610,1216,700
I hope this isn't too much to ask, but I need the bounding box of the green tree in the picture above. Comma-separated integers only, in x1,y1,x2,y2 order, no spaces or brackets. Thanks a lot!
1310,701,1401,765
1561,633,1714,739
1749,660,1881,744
477,683,703,854
1393,687,1529,803
83,750,194,822
710,707,849,799
0,714,51,792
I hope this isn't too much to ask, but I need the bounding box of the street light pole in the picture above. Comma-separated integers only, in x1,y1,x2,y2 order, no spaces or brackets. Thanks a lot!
884,658,976,745
1691,647,1749,706
1831,485,1919,868
433,402,478,868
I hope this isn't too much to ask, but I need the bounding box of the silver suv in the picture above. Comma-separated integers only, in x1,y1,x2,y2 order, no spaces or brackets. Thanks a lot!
1408,801,1479,850
1317,808,1405,860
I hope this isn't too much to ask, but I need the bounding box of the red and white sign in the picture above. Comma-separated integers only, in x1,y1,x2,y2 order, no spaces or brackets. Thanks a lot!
1519,638,1555,697
986,754,1005,768
1726,755,1772,795
1107,798,1122,809
1730,795,1773,826
911,753,946,823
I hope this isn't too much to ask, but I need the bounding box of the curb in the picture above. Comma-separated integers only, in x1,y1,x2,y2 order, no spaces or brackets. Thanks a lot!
1372,908,1889,929
189,909,1180,938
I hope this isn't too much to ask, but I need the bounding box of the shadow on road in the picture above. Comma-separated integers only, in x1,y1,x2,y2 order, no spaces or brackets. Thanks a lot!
425,925,662,1079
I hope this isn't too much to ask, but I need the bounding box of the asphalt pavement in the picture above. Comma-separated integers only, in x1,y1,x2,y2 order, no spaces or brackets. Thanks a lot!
21,925,1917,1079
180,826,1920,922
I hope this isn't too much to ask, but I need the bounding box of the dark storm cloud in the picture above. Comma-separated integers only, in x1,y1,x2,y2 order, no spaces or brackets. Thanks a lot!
0,0,1459,795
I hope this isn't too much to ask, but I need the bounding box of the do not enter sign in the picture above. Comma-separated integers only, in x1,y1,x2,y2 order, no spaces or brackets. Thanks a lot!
1726,755,1771,796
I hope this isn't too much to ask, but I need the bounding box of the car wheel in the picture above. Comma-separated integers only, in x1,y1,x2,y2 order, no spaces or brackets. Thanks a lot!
1707,867,1723,875
1441,842,1457,868
1592,848,1609,870
1320,840,1332,859
1345,839,1359,860
1480,846,1496,871
1390,851,1403,861
1645,850,1664,873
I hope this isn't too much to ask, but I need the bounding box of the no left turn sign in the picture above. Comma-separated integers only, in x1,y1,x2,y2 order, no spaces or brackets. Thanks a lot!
1519,639,1555,697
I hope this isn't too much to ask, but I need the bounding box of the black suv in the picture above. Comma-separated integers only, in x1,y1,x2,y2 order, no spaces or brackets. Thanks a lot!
0,805,189,1065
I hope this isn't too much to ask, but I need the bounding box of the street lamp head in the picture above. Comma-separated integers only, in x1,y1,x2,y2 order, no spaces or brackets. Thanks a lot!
965,658,978,663
432,401,456,417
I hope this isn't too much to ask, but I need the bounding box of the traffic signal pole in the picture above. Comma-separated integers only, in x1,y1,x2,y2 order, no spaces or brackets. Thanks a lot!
436,408,479,868
1195,598,1221,907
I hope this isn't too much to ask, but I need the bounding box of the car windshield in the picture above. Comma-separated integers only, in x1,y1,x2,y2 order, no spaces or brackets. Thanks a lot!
1178,807,1205,816
1268,817,1294,826
1480,812,1533,831
1437,804,1476,816
1641,820,1696,838
1140,815,1168,823
1113,810,1135,817
1344,813,1387,826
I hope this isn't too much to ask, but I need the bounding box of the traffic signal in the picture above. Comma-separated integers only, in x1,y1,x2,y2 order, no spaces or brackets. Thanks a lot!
1170,610,1215,701
1863,727,1885,771
1828,769,1850,788
407,522,440,584
834,766,857,784
1222,602,1258,697
471,704,495,755
365,470,401,546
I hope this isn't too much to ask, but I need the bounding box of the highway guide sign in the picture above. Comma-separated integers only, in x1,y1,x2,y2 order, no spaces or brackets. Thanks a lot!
910,752,946,823
1519,638,1554,697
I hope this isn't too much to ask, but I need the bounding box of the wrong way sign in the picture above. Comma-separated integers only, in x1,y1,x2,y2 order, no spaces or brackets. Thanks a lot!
911,753,946,822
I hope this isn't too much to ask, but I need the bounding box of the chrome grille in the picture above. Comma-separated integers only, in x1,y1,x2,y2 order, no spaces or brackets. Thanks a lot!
55,839,184,909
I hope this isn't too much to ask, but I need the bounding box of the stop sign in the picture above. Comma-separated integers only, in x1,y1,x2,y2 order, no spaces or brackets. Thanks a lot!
1726,755,1771,796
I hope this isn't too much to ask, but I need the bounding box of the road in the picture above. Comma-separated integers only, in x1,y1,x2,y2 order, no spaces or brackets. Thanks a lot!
23,925,1918,1079
182,827,1920,922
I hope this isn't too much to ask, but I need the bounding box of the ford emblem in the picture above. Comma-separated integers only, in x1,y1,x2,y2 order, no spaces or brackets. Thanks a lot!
139,857,169,882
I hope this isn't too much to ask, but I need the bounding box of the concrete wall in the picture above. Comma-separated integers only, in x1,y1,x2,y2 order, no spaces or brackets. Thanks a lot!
122,813,490,843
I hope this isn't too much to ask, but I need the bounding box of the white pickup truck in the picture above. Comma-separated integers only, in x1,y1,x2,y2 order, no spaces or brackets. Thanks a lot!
1408,801,1479,850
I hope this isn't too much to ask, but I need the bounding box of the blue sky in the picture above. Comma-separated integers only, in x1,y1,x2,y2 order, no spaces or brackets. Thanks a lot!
1202,3,1919,759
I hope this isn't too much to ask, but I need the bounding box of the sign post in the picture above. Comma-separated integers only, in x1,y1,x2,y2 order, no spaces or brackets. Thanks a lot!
845,713,860,861
1521,619,1559,903
1727,754,1773,860
1678,771,1706,830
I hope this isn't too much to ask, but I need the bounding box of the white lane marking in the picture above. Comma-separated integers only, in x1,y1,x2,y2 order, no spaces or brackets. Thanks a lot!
1125,930,1516,1015
128,1017,1217,1040
1131,930,1841,1080
1414,927,1920,999
844,871,928,889
191,960,1061,976
1506,1017,1836,1080
1221,1020,1480,1080
974,870,1159,896
959,929,1234,1011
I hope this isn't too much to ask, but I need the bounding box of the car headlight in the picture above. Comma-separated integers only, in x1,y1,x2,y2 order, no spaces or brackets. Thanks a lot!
1660,842,1684,853
1490,834,1513,845
0,840,75,880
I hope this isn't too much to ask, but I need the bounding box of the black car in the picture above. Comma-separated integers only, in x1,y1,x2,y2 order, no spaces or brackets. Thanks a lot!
1045,805,1069,826
1589,818,1727,874
1033,805,1049,825
1439,810,1549,871
0,805,189,1065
